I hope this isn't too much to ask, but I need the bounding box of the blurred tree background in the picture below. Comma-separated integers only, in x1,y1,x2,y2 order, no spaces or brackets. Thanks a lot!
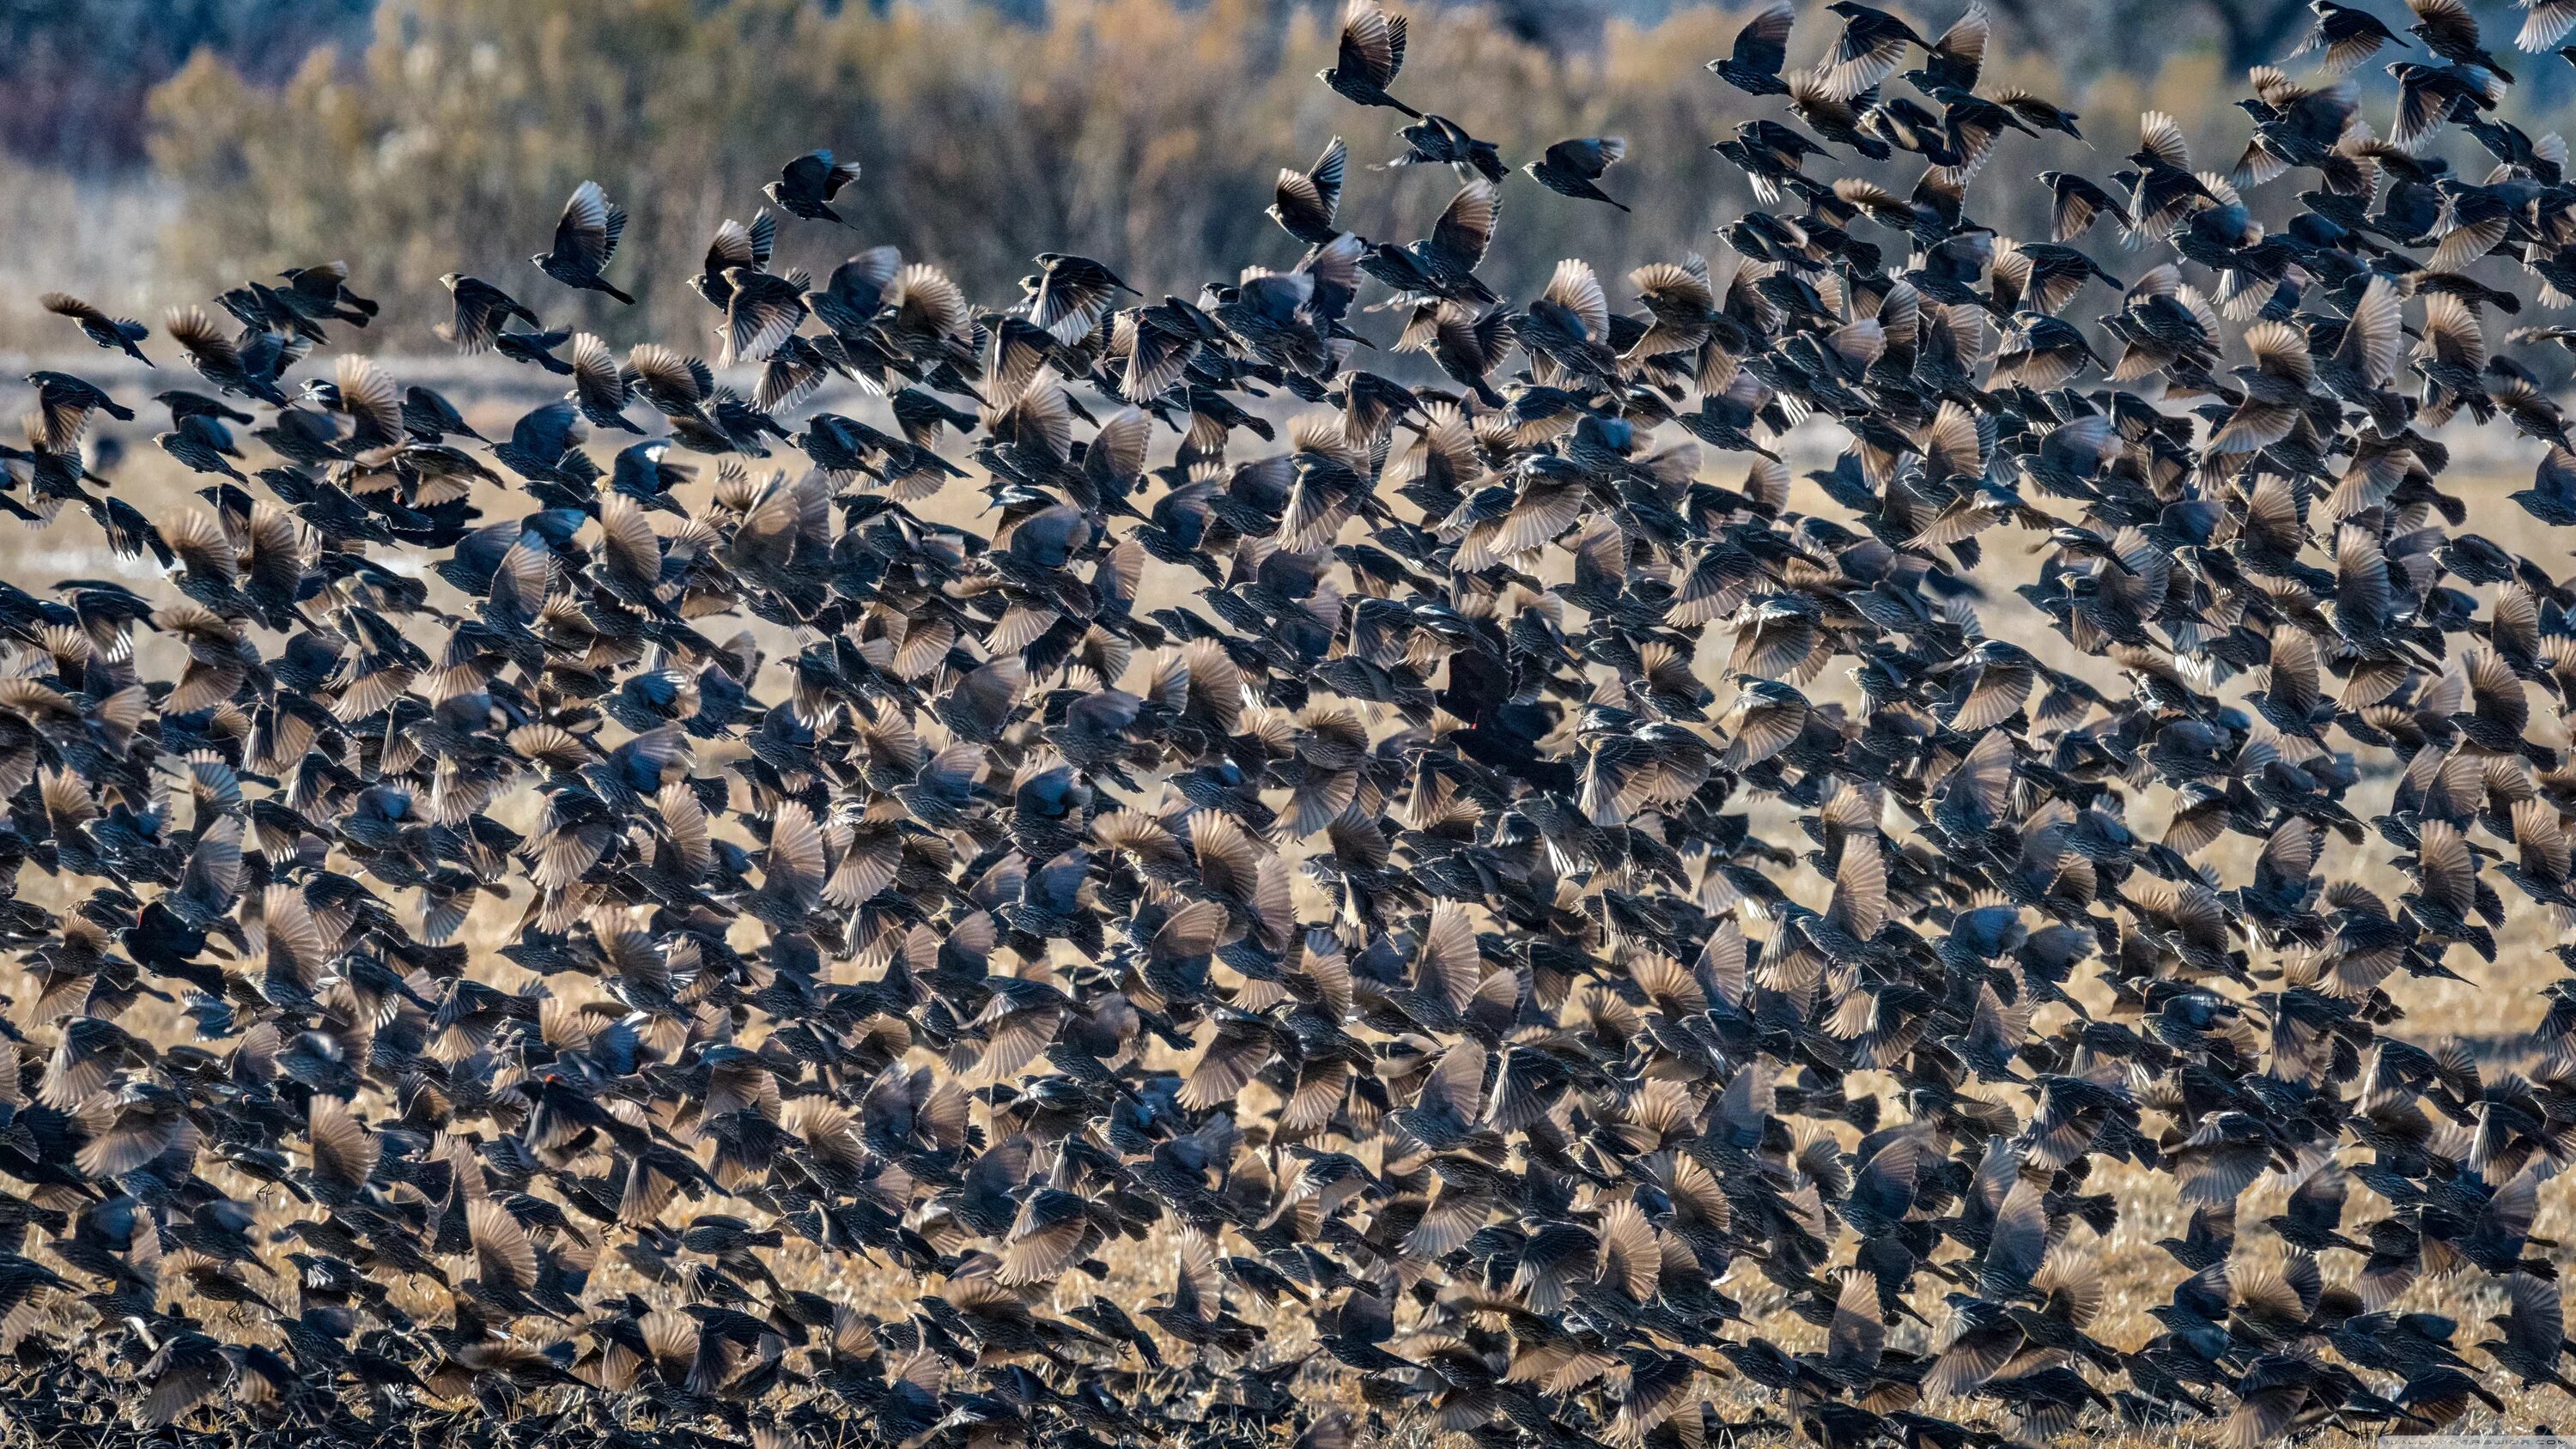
0,0,2567,352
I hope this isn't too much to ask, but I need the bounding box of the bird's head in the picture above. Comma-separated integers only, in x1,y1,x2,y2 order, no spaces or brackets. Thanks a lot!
438,273,462,290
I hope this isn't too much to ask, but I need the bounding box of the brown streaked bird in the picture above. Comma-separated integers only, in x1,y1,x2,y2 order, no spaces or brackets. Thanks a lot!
39,293,150,366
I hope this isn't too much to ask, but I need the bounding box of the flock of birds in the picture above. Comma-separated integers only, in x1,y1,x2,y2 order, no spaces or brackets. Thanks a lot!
21,0,2576,1444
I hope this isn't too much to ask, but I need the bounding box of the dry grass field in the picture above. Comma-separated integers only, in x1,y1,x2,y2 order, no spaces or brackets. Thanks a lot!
9,355,2576,1444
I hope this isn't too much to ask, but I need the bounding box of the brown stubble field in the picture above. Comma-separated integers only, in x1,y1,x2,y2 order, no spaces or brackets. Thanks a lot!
9,355,2576,1442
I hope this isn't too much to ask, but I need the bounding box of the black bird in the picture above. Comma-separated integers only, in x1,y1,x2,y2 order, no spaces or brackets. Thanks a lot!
1526,138,1631,211
1320,0,1420,117
691,209,776,310
532,180,635,304
1710,0,1796,96
437,274,544,353
1359,180,1501,304
2040,171,2123,242
1815,2,1930,100
2405,0,2512,82
2284,0,2409,74
1271,136,1351,246
1388,114,1507,180
767,148,866,222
